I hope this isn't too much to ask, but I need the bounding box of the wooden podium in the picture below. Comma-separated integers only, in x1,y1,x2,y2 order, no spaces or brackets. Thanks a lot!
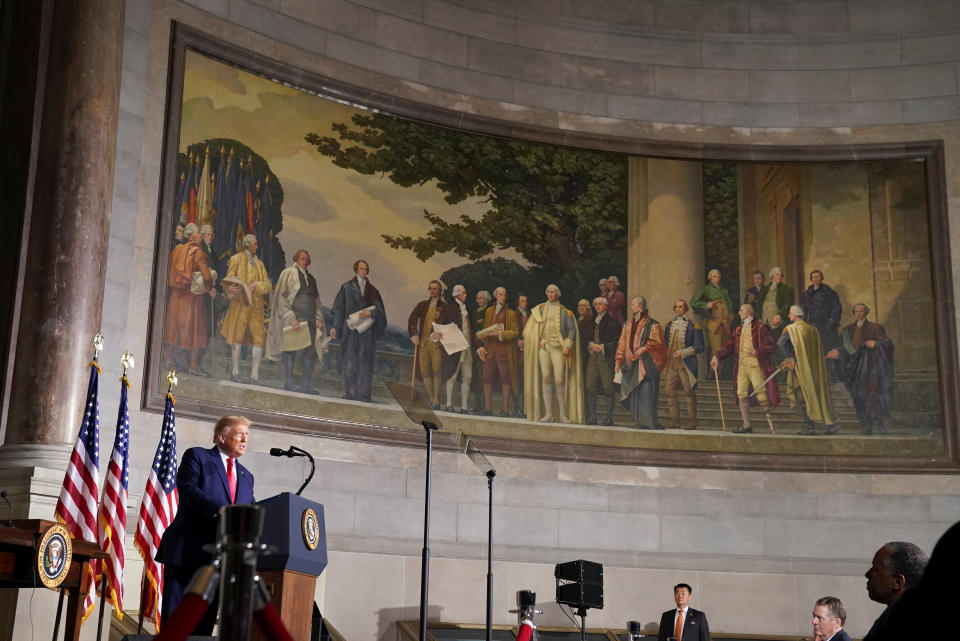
252,493,327,641
0,519,106,641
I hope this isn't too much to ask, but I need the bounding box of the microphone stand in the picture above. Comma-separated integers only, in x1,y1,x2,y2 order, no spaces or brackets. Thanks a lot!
269,447,316,496
419,420,439,641
289,446,315,496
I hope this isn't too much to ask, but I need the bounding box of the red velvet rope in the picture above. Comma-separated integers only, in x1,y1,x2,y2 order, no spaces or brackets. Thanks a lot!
253,600,297,641
153,594,210,641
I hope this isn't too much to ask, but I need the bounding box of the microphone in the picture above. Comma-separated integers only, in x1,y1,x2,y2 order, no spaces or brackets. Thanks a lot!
1,491,14,527
269,448,316,495
270,446,307,458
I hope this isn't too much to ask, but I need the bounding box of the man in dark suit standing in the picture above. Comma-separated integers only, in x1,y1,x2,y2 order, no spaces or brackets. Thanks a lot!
329,259,387,402
584,297,621,426
156,415,256,634
658,583,710,641
811,596,851,641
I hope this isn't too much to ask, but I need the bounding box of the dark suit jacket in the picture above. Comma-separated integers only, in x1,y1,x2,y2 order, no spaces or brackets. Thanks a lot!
658,607,711,641
828,630,852,641
585,312,621,372
156,445,255,569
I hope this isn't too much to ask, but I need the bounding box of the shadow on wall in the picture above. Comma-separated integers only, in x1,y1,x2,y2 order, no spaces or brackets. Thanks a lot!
379,605,444,641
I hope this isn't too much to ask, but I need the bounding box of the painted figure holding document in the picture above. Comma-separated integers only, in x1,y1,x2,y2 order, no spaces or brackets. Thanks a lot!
329,259,387,402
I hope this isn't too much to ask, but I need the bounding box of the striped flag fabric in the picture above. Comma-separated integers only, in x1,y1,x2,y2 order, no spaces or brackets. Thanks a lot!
134,391,179,629
95,374,132,618
54,360,101,623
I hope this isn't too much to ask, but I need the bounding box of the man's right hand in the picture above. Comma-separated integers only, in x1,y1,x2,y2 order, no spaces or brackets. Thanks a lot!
710,356,719,370
291,319,301,330
411,335,420,346
477,347,487,361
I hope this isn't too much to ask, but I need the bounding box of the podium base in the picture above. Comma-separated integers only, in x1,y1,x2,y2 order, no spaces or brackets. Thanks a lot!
251,569,317,641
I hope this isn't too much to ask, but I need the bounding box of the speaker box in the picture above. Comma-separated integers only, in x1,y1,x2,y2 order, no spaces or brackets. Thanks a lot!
556,581,604,609
555,559,604,609
554,559,603,584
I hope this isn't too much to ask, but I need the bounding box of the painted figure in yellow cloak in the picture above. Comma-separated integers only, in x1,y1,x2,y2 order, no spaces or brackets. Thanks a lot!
221,234,273,384
522,284,584,423
778,305,838,435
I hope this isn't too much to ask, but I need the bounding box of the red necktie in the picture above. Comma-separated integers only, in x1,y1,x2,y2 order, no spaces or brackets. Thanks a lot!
227,457,237,503
674,609,683,641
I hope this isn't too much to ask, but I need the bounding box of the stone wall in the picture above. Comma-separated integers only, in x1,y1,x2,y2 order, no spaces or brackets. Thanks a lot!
13,1,959,640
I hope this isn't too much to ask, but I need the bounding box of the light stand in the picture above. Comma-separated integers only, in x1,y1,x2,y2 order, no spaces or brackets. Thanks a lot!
459,432,497,641
387,382,443,641
419,419,439,641
485,469,495,641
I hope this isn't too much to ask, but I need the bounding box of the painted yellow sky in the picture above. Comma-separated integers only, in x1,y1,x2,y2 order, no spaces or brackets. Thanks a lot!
179,51,515,320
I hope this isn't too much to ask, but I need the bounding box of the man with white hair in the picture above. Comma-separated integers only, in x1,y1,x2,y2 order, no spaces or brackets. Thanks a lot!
221,234,272,384
163,222,216,376
616,296,666,430
829,303,894,435
470,290,493,412
711,303,780,434
441,284,476,412
778,305,838,435
584,297,621,426
477,286,521,416
523,284,583,423
605,275,625,325
266,250,323,393
758,266,794,339
691,269,734,379
408,280,449,408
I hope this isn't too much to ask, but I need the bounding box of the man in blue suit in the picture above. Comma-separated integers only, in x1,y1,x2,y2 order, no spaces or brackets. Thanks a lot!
811,596,852,641
663,300,705,430
156,415,255,634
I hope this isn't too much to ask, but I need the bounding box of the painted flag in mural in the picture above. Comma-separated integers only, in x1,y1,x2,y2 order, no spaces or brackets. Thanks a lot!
256,176,275,277
175,170,189,225
242,159,256,235
196,147,213,228
212,147,230,252
134,391,179,629
54,359,101,624
214,147,239,259
95,373,132,618
188,152,203,224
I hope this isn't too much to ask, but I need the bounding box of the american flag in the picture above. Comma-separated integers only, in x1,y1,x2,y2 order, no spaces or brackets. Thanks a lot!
95,375,131,618
54,360,101,624
134,392,179,629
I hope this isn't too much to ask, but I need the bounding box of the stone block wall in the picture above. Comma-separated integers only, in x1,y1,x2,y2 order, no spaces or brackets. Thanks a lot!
74,2,960,641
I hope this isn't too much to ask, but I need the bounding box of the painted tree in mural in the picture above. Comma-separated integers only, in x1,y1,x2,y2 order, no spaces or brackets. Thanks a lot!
305,114,629,285
175,139,286,281
703,161,740,296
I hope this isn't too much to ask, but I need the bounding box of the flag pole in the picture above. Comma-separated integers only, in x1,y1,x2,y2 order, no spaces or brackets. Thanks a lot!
96,574,108,641
137,573,146,634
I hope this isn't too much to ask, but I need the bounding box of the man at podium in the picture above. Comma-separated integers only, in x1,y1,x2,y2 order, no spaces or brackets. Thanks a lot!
156,415,256,634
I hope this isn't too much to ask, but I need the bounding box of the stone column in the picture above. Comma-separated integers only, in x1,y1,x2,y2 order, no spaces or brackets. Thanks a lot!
626,157,704,324
2,0,125,453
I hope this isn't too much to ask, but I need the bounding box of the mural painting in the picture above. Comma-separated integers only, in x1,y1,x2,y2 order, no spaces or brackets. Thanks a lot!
149,47,951,467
